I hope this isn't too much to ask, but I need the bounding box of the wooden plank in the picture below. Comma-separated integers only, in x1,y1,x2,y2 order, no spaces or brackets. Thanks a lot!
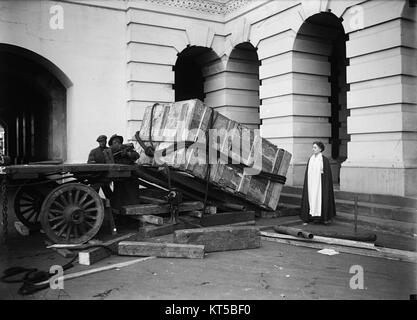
139,196,167,204
121,201,204,215
139,215,164,225
36,257,156,286
4,163,135,175
200,211,255,227
261,236,417,264
187,211,203,218
138,224,175,238
118,241,205,259
78,233,138,266
261,231,376,250
224,220,256,227
174,226,261,252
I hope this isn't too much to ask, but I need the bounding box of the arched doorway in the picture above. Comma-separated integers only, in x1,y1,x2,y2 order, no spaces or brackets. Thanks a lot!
0,45,68,164
295,12,349,183
227,42,260,129
174,46,220,102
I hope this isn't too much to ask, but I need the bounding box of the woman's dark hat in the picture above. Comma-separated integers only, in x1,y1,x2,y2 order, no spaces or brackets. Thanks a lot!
109,134,123,145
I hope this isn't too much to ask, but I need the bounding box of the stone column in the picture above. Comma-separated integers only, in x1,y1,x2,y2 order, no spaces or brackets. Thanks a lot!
340,1,417,197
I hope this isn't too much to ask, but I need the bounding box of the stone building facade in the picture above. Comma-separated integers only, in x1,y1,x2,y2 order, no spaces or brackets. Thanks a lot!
0,0,416,197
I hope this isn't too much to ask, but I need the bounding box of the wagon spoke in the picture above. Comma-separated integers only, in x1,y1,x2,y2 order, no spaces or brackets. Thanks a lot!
48,216,64,223
74,225,79,238
59,194,69,207
21,194,34,202
78,193,89,207
84,220,95,229
52,201,65,210
84,214,98,221
74,189,80,204
66,225,73,241
20,206,34,215
57,224,68,237
52,220,66,230
67,190,73,205
79,223,87,234
26,210,37,222
82,199,96,209
19,203,33,208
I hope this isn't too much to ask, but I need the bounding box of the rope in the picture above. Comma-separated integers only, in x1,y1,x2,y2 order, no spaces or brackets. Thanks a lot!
202,110,214,217
0,244,119,295
135,103,159,158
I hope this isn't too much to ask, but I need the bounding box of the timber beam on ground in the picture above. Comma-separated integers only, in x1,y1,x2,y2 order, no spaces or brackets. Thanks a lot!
118,241,205,259
174,226,261,252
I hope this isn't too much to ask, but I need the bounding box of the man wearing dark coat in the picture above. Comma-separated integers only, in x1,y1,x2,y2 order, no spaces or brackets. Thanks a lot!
108,134,139,165
300,141,336,225
108,134,140,210
87,135,114,164
87,135,113,198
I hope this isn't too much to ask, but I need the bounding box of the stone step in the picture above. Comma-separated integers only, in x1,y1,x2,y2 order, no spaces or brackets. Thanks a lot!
278,189,417,236
279,193,417,224
336,212,417,237
282,185,417,209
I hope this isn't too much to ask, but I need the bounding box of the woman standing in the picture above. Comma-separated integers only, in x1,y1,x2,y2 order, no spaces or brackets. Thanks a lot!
300,141,336,225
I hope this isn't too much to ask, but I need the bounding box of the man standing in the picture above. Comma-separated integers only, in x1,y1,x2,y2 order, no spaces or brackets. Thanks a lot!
87,135,113,198
108,134,140,209
108,134,139,165
87,135,114,164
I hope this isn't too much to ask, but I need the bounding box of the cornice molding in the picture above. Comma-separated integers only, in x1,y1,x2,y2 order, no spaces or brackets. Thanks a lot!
143,0,251,15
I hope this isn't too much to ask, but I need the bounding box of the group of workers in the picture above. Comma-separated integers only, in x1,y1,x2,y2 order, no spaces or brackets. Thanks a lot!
87,134,141,207
87,134,139,165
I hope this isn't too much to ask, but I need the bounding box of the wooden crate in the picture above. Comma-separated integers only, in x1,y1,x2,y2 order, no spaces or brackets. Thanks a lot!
137,99,292,210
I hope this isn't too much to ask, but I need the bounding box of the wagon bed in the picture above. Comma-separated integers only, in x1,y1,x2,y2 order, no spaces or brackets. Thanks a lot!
0,163,139,244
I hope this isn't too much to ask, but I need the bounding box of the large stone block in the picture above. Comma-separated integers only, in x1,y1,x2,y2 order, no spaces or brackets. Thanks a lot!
127,62,174,84
347,111,417,134
261,117,331,139
340,165,417,197
256,30,296,60
346,19,415,58
127,23,188,51
343,0,407,34
347,78,417,108
127,42,177,65
260,95,330,119
127,82,174,102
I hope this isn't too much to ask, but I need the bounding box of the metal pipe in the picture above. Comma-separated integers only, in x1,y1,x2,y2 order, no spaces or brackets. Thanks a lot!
273,225,314,239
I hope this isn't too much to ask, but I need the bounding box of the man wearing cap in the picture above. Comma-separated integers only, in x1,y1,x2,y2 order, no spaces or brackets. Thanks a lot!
108,134,140,209
108,134,139,165
87,135,113,198
87,135,114,164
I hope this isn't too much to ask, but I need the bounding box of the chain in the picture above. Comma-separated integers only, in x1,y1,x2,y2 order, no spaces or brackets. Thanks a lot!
1,177,8,244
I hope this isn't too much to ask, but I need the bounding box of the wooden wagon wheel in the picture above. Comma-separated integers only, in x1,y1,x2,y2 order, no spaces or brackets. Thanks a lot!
14,186,46,230
40,183,104,244
14,182,63,230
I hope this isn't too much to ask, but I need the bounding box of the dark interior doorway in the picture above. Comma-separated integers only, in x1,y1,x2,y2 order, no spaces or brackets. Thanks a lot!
174,46,213,102
297,12,350,182
0,46,67,164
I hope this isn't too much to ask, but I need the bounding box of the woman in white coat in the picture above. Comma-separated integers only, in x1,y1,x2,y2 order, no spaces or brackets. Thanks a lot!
300,141,336,224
